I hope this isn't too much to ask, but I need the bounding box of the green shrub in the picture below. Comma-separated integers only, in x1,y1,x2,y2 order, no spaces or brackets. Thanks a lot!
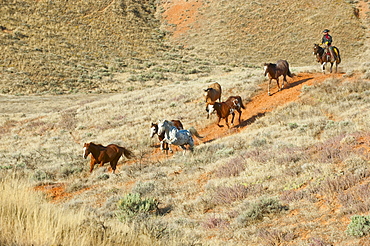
117,193,159,222
346,215,370,237
237,197,288,226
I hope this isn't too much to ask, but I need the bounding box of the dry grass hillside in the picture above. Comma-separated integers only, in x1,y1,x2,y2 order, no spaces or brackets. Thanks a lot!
1,0,370,246
0,0,367,94
161,0,365,66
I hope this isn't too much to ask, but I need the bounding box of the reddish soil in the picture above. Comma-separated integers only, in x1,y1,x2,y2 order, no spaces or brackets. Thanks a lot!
161,0,204,39
34,71,348,202
197,72,342,143
34,182,92,203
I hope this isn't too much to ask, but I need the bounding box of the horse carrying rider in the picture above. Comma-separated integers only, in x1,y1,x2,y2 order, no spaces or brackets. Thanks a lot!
320,29,334,61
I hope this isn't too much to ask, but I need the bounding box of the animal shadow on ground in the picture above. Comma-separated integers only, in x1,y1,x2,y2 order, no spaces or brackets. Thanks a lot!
236,112,266,128
202,112,266,144
268,77,313,96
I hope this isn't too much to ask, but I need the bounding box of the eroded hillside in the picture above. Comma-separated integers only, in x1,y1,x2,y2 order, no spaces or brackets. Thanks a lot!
0,0,366,94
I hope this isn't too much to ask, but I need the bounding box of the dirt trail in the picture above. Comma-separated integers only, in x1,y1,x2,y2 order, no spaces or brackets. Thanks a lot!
141,71,345,165
197,72,341,144
37,72,340,202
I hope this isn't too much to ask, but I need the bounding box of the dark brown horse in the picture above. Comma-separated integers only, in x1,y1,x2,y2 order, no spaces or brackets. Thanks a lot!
264,60,293,96
83,142,134,173
206,96,245,128
313,44,341,73
150,120,184,151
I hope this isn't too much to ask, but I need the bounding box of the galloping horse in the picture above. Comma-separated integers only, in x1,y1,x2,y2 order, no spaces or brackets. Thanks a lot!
204,82,222,119
83,142,134,173
150,120,184,151
264,60,293,96
313,43,341,73
206,96,245,128
157,120,203,154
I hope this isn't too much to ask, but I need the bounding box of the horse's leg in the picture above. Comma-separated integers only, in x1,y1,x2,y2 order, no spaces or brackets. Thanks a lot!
110,161,117,173
160,140,167,152
238,109,242,123
322,62,326,74
168,143,173,153
217,116,222,127
282,75,286,90
231,112,235,125
160,140,163,151
89,159,96,173
330,62,333,73
225,116,230,128
188,138,194,152
268,79,272,96
161,141,169,151
180,145,187,156
276,78,281,92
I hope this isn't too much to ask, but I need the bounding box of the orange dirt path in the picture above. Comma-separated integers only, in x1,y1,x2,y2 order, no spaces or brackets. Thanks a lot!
36,72,344,202
197,72,342,143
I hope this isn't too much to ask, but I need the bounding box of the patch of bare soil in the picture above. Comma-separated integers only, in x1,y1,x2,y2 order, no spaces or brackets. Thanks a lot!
161,0,204,39
34,183,93,203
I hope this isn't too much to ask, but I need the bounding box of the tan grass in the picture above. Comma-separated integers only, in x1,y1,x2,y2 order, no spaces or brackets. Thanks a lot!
0,0,370,245
0,174,164,246
1,70,369,245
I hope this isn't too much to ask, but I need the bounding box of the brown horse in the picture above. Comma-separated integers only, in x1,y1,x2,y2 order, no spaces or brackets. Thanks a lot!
150,120,184,151
83,142,134,173
204,82,222,104
264,60,293,96
313,43,341,73
206,96,245,128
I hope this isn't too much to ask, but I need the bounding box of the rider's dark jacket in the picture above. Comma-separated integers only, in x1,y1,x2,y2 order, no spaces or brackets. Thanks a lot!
321,34,333,46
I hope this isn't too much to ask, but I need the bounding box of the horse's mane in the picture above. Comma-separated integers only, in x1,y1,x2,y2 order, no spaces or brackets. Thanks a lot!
90,142,104,147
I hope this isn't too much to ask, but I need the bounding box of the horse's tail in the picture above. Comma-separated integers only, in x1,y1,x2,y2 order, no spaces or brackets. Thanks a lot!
121,147,135,159
333,47,341,64
188,127,204,139
239,98,246,109
287,68,293,78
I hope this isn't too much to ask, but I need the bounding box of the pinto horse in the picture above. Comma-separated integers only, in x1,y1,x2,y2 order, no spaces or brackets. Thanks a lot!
150,120,184,151
264,60,293,96
83,142,134,173
313,44,341,73
206,96,245,128
157,120,203,154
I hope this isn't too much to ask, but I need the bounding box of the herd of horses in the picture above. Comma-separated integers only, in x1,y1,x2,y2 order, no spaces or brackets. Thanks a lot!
83,44,342,173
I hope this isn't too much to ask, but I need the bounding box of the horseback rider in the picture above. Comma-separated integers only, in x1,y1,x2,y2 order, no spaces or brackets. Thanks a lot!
320,29,334,61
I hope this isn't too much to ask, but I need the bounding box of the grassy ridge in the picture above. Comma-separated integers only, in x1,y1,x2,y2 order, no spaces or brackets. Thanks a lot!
0,0,365,94
0,0,163,94
0,0,370,245
162,0,364,65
